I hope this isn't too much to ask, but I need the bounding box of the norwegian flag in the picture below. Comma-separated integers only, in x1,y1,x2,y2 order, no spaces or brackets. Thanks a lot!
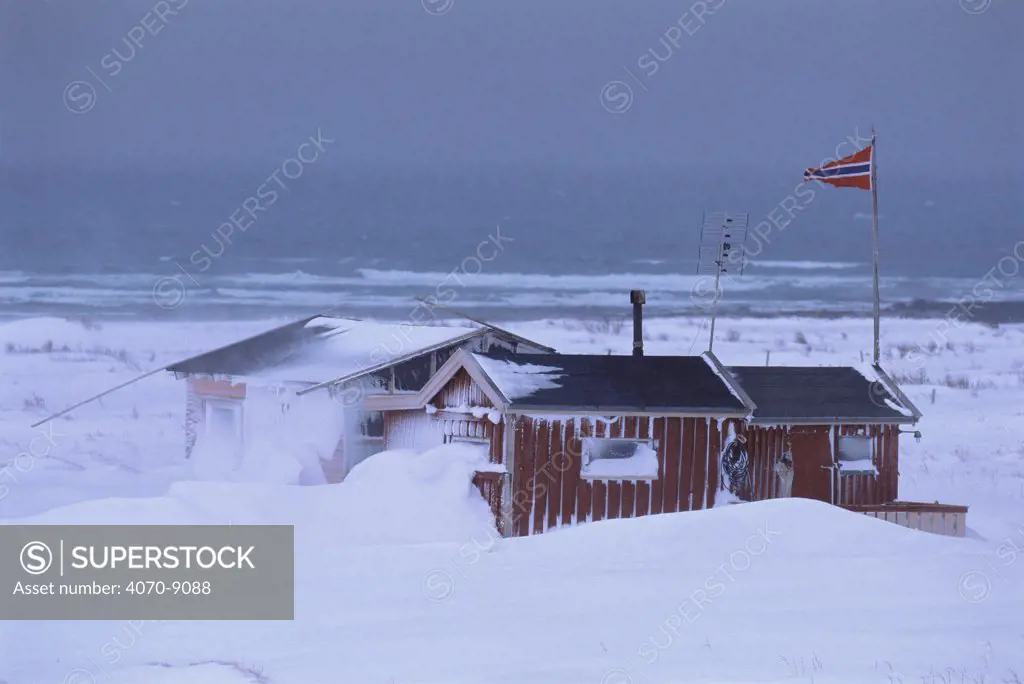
804,142,873,190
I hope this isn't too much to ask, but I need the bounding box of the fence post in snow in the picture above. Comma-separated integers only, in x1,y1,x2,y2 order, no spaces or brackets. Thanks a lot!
765,350,770,367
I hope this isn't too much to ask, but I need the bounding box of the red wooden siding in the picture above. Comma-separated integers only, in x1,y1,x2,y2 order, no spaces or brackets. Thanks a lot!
835,424,899,507
516,416,536,537
621,417,638,519
663,418,681,514
706,419,721,508
606,418,622,520
742,423,900,506
692,418,709,511
650,417,665,516
190,377,246,399
575,418,591,526
561,420,580,527
472,471,504,533
679,417,695,512
547,421,564,530
533,420,551,534
379,364,908,537
634,417,650,517
507,415,722,536
743,425,788,502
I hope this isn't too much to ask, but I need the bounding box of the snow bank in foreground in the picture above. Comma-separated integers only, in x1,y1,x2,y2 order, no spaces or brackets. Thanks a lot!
4,496,1020,684
15,443,497,547
109,662,256,684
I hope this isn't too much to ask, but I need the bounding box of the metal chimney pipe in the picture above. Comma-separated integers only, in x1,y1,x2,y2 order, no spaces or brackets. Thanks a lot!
630,290,646,357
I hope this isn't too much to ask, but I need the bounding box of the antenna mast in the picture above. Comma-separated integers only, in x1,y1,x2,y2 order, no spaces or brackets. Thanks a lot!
696,210,749,354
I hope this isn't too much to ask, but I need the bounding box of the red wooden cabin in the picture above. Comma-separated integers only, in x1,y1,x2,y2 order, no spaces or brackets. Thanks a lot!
369,347,751,536
367,344,948,537
725,365,922,507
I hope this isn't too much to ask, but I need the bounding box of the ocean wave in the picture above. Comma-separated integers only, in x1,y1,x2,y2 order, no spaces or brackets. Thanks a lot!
746,260,862,270
3,269,1024,319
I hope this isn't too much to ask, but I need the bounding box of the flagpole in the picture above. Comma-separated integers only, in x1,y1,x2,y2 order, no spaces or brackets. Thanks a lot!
870,126,881,366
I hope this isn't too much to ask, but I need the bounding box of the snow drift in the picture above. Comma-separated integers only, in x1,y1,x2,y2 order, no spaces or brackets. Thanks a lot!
16,443,497,548
3,447,1022,684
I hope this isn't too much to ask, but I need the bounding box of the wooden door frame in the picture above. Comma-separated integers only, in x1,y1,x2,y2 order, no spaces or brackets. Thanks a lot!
789,426,834,503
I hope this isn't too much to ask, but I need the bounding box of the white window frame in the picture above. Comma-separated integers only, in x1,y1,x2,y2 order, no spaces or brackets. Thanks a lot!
448,435,490,455
581,437,660,481
202,399,244,469
450,435,488,446
836,434,876,475
356,410,386,445
203,399,243,442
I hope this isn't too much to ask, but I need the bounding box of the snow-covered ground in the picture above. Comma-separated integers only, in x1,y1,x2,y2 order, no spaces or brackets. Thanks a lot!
2,314,1023,683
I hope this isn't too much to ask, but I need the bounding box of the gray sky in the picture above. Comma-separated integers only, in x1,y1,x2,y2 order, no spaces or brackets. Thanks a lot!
1,0,1020,174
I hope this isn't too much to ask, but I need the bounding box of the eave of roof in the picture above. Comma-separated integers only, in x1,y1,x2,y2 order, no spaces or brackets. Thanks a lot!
507,404,751,416
747,415,919,426
294,329,485,395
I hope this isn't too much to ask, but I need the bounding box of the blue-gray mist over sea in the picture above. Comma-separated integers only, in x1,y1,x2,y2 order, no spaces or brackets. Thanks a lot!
1,0,1020,320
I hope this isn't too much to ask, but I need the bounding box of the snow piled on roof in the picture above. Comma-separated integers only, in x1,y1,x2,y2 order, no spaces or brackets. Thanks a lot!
852,361,882,384
472,353,564,401
853,362,914,417
884,396,914,417
702,353,750,408
250,317,481,383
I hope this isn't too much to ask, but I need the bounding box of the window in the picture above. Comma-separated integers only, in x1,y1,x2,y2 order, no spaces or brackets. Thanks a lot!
394,355,432,392
450,435,487,445
366,371,390,394
358,411,385,441
581,437,659,480
204,400,242,440
202,400,243,469
448,435,488,453
837,435,876,475
434,345,456,371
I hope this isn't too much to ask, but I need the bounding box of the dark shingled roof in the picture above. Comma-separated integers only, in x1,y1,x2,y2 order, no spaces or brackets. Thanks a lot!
475,352,747,413
727,366,915,423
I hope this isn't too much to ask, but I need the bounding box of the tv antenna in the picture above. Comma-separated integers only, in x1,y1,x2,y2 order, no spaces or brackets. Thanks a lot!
696,210,748,353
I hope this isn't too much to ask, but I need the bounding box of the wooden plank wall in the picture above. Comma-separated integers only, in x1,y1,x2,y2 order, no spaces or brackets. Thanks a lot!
190,377,247,399
471,471,505,534
509,415,723,536
835,424,899,506
433,369,494,410
845,506,966,537
743,425,786,502
741,421,901,507
743,423,900,506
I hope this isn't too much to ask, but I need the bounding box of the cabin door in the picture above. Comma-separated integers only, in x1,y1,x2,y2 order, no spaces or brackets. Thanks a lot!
789,427,833,503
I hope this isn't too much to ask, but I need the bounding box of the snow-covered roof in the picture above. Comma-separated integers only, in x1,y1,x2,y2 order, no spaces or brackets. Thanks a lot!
168,315,492,384
852,363,916,418
472,354,565,401
259,319,482,383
